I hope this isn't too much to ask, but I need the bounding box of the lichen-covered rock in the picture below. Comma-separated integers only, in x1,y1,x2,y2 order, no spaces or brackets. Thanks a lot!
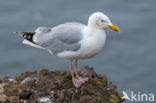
0,66,123,103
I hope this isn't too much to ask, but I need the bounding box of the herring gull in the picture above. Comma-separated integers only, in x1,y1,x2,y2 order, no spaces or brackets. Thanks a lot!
16,12,120,88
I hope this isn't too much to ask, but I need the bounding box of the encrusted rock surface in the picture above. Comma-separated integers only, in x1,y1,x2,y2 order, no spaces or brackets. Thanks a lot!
0,66,123,103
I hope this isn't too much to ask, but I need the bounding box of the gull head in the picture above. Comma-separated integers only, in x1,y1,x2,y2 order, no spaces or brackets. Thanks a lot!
88,12,120,32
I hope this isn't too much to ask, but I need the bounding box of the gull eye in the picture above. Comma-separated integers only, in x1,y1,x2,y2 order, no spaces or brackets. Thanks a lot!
101,20,105,22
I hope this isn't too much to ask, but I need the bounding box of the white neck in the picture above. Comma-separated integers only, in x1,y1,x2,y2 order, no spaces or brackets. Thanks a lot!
88,16,98,29
83,26,105,38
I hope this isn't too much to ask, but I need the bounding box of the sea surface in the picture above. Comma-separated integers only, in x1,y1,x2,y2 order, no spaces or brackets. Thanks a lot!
0,0,156,100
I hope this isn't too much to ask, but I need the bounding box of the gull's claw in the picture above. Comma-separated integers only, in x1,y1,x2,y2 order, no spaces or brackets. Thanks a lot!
73,77,88,88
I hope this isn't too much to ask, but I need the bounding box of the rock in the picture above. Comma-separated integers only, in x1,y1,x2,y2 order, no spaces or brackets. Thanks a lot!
16,70,37,81
21,77,36,84
50,90,57,102
0,83,7,94
19,89,33,99
80,95,96,103
0,66,124,103
8,78,15,82
38,97,51,103
0,77,15,83
97,73,108,84
59,89,65,101
9,96,19,103
79,66,97,78
0,94,8,102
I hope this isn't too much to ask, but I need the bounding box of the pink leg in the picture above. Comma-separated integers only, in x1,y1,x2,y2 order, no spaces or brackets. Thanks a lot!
74,59,79,79
69,60,75,83
73,60,88,88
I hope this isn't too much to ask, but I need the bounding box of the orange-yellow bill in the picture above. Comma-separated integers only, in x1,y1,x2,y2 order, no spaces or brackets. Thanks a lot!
108,24,120,32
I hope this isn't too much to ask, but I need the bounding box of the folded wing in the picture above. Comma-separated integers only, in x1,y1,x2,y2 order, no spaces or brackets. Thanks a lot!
33,22,86,54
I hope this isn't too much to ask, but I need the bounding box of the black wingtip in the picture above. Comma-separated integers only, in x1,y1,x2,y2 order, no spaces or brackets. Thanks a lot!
16,32,36,43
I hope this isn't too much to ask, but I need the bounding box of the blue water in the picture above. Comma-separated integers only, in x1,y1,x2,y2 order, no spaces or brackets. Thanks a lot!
0,0,156,100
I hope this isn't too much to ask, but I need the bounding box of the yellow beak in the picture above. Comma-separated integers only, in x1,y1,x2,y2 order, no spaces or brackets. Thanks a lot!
108,24,120,32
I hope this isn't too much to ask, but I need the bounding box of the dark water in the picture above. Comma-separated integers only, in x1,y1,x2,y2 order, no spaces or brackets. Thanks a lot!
0,0,156,99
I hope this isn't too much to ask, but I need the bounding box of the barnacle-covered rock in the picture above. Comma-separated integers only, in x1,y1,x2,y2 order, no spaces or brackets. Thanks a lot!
0,66,123,103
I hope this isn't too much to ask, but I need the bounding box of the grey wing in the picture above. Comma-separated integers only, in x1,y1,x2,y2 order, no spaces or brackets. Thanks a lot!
33,22,86,54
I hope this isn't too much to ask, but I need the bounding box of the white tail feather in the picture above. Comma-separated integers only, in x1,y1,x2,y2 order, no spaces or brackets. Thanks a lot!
22,39,44,49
